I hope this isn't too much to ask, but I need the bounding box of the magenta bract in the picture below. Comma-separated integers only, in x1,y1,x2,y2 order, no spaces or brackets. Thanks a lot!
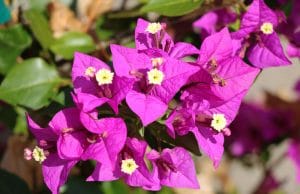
147,147,200,189
72,52,134,114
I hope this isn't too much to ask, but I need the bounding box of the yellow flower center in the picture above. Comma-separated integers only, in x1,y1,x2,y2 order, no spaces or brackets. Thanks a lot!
211,113,227,132
151,57,164,67
147,68,164,85
121,159,139,175
95,68,114,85
260,22,274,35
32,146,47,164
146,23,162,34
85,66,96,77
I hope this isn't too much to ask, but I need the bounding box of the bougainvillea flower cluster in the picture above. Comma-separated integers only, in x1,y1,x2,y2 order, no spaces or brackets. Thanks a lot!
232,0,291,68
226,102,292,156
193,8,237,39
278,0,300,59
25,0,291,193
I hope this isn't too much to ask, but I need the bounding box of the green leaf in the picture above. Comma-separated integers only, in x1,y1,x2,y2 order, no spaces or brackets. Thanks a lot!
139,0,149,3
108,9,144,18
282,0,292,16
52,86,74,107
13,107,28,135
26,0,50,11
0,104,17,130
0,25,32,74
60,0,74,7
141,0,203,16
95,17,114,41
0,169,31,194
102,180,129,194
260,149,271,164
0,58,61,109
175,134,201,156
270,189,286,194
145,122,201,156
158,187,175,194
145,122,176,150
24,9,54,49
63,176,101,194
123,41,135,48
131,188,147,194
229,19,240,31
50,32,96,59
24,0,72,12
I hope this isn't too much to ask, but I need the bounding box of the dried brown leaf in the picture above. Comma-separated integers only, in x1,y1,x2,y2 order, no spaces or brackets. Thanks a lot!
48,0,87,38
265,92,300,129
77,0,113,26
0,136,43,191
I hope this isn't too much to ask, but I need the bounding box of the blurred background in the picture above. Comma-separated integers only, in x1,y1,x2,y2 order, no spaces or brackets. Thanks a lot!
0,0,300,193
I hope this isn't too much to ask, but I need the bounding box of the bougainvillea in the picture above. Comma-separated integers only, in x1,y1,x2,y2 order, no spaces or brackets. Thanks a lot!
22,0,295,193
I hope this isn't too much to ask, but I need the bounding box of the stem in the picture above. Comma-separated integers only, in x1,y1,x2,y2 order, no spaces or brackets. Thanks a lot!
154,33,160,49
237,0,247,12
266,152,287,171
